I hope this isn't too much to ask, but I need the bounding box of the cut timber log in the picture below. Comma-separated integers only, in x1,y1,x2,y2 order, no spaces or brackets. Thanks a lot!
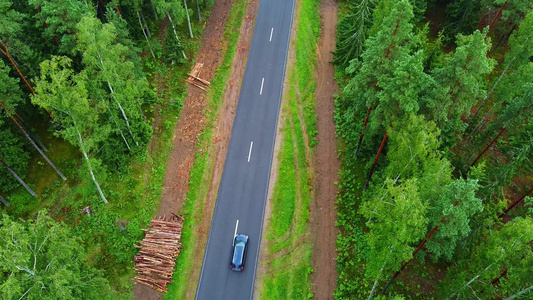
187,73,211,86
133,216,184,293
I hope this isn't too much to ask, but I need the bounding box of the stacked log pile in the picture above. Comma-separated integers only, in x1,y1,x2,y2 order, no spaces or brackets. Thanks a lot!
186,62,211,91
133,215,183,293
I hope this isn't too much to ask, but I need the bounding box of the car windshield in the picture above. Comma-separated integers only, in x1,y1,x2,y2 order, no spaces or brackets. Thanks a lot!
233,244,244,265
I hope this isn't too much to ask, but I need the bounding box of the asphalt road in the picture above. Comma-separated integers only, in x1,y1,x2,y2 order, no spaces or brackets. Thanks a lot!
195,0,295,299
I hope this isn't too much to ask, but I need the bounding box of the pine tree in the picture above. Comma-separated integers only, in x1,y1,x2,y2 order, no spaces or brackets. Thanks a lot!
425,178,483,261
429,29,495,146
29,0,93,54
334,0,375,68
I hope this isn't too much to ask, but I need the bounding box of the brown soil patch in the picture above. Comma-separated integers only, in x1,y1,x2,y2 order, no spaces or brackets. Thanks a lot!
133,0,236,299
309,0,340,299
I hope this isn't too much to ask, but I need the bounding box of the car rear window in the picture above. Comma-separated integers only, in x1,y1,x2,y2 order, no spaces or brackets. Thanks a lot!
233,244,244,265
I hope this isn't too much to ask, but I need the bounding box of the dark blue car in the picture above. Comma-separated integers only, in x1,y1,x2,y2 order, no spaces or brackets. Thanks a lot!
230,234,249,271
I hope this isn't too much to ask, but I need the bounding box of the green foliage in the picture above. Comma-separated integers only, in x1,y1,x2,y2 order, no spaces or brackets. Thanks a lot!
425,178,483,261
334,0,533,298
0,61,30,192
444,0,482,38
0,211,120,299
334,0,375,68
491,11,533,107
74,15,154,167
0,0,30,60
360,178,427,281
29,0,93,54
429,29,495,146
438,217,533,299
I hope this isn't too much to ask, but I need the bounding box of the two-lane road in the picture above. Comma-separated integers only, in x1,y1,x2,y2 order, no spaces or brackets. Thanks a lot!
195,0,295,299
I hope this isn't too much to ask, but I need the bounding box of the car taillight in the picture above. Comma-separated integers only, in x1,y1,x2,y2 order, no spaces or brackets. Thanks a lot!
241,267,244,270
230,265,232,269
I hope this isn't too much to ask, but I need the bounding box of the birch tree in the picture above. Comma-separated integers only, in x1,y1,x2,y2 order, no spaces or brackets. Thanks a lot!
75,16,152,152
1,58,65,181
438,217,533,299
360,178,427,299
0,211,117,299
153,0,188,59
32,56,110,204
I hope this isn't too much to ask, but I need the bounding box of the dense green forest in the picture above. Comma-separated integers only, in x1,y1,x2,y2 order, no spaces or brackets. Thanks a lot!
334,0,532,299
0,0,211,297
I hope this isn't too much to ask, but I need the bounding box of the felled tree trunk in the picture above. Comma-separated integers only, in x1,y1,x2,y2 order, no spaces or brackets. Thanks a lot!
0,156,37,197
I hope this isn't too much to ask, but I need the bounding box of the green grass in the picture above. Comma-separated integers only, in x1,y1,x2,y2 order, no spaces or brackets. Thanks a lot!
260,0,320,298
164,0,249,298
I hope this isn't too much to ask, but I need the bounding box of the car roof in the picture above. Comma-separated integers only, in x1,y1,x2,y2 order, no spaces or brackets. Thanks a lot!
235,234,248,243
233,244,245,265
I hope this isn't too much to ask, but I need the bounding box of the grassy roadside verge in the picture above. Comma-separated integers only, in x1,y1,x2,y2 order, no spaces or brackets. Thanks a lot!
258,0,320,298
164,0,249,298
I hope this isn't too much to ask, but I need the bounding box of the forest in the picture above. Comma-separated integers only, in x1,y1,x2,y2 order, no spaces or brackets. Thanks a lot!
1,0,532,299
0,0,211,298
334,0,532,299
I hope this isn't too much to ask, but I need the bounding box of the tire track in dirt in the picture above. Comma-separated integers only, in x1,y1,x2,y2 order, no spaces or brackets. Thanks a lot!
133,1,235,299
309,0,340,299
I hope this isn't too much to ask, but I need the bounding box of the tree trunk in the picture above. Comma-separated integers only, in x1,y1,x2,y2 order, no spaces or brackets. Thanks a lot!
0,40,36,94
106,81,139,146
106,103,131,151
137,11,156,58
504,286,533,300
196,0,202,22
364,132,388,191
0,41,52,117
139,11,151,37
0,194,9,206
115,5,123,22
0,156,37,197
184,0,194,38
166,13,187,59
15,112,48,152
471,128,506,166
470,56,516,122
355,106,372,157
382,224,441,293
75,127,108,204
35,6,61,46
498,187,533,218
368,268,384,300
488,0,508,32
147,0,158,20
446,274,482,300
94,51,139,146
4,110,66,181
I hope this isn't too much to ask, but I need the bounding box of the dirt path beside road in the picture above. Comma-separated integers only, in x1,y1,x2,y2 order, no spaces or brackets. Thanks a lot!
134,1,235,299
309,0,340,298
